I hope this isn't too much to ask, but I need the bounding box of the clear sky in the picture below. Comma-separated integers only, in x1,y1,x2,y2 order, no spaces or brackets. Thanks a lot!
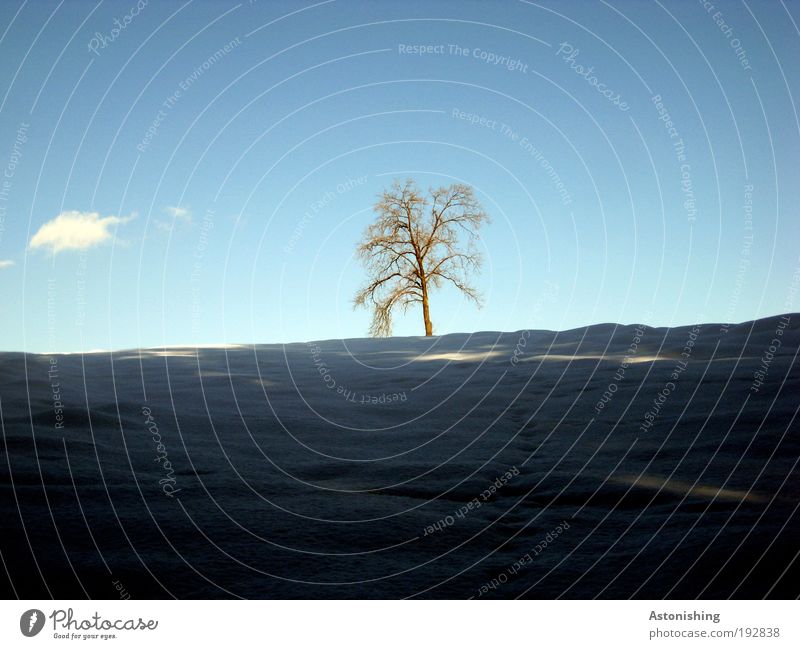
0,0,798,352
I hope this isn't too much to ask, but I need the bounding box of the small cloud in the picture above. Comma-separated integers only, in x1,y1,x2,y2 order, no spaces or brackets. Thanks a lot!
155,205,193,233
164,205,192,222
0,260,14,269
29,210,132,254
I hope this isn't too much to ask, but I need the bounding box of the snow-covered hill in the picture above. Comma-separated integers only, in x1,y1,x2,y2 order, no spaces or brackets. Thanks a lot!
1,314,798,598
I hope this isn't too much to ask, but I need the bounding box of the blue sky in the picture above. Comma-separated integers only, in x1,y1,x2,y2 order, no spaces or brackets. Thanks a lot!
0,0,798,352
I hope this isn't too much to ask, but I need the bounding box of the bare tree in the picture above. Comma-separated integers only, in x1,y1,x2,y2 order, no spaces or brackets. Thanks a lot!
354,179,490,337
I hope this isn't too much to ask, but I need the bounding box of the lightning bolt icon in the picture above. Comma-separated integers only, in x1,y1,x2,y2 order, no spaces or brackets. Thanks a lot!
28,612,37,632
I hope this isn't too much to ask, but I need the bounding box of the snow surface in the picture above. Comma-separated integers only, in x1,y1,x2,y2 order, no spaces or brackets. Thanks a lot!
1,314,798,598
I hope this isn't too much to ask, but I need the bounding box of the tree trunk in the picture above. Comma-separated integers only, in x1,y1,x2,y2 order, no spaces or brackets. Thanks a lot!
414,239,433,336
421,284,433,336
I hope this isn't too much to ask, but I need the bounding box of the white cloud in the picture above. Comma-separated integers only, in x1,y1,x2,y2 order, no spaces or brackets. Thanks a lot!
29,210,132,253
154,220,174,233
155,205,192,233
0,260,14,269
164,205,191,222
